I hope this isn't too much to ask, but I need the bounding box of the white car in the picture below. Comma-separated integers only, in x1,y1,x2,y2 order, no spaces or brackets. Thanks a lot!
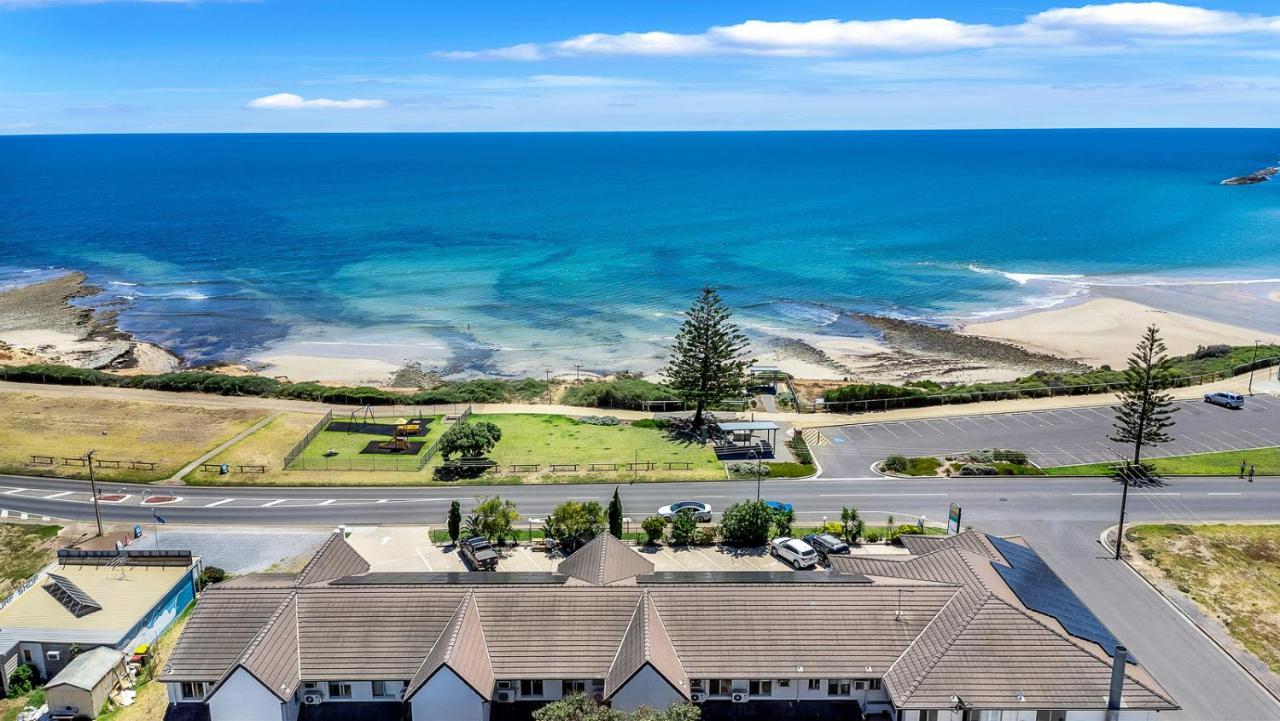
1204,391,1245,409
658,500,712,522
770,537,818,569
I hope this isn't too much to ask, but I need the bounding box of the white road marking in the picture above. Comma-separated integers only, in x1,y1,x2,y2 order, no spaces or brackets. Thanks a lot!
204,499,233,508
819,493,947,497
1207,492,1243,496
1071,492,1182,496
3,488,26,495
261,499,285,507
319,499,336,506
44,491,71,499
415,547,434,572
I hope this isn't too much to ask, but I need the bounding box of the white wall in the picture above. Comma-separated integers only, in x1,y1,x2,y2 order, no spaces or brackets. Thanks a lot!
410,667,487,721
611,665,682,713
302,680,405,703
208,668,284,721
899,710,1157,721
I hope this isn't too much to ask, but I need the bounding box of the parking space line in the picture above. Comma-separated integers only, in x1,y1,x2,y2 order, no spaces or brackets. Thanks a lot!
415,547,434,572
1237,429,1274,446
1183,436,1219,453
204,498,233,508
879,424,901,440
939,418,967,433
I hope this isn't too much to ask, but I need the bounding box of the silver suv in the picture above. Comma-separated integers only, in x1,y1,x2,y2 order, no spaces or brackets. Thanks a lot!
1204,391,1245,409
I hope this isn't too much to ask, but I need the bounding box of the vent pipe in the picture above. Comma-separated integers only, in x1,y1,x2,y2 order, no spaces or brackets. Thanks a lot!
1106,644,1128,720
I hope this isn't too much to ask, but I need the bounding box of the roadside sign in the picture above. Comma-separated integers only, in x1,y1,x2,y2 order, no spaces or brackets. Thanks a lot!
947,503,962,535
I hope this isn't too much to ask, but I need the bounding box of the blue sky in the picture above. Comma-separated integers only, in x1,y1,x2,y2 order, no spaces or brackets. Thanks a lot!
3,1,1280,133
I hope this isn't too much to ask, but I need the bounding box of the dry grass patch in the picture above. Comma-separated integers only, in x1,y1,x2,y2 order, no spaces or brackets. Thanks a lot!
0,523,61,598
1127,523,1280,676
0,392,267,481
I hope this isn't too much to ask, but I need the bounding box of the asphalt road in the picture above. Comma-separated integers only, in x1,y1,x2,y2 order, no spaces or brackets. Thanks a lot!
4,394,1280,719
814,394,1280,477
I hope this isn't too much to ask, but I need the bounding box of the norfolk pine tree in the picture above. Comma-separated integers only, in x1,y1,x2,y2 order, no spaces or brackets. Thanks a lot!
662,287,750,428
608,487,624,539
1110,325,1178,467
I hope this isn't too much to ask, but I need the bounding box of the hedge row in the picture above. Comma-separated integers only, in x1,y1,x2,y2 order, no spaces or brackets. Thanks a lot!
0,364,548,405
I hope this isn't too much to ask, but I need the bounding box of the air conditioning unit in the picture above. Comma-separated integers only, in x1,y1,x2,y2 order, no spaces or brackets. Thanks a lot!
495,690,516,703
46,651,61,661
690,692,707,703
302,693,322,706
731,692,748,704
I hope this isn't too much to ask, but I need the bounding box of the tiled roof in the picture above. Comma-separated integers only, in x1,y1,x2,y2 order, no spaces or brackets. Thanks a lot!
897,531,1003,562
605,591,688,699
164,587,293,681
233,593,301,701
296,533,370,587
557,533,654,586
408,591,494,700
165,532,1176,712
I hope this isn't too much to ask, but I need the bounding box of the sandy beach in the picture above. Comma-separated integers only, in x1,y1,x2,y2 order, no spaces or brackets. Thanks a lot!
960,297,1280,368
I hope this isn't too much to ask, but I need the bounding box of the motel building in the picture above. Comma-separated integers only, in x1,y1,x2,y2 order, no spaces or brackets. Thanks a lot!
161,532,1176,721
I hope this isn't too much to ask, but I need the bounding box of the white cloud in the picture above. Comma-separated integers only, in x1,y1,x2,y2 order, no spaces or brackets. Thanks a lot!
524,74,654,87
436,3,1280,60
1029,2,1280,36
245,93,387,110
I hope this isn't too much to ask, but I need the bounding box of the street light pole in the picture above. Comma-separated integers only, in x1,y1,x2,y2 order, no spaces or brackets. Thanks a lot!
86,449,103,538
1114,463,1130,561
1248,340,1261,395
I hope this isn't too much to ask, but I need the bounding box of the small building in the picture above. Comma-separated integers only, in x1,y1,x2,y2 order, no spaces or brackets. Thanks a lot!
714,420,780,458
0,549,199,695
45,647,129,720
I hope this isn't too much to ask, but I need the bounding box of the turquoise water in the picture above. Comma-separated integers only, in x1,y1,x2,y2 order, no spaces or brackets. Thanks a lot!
1,129,1278,375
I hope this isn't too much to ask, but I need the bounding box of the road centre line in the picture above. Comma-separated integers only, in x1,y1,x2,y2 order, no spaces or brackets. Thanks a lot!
44,491,71,499
1207,492,1243,496
1071,492,1182,496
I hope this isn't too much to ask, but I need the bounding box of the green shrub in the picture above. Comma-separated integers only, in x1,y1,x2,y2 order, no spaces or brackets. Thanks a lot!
786,433,814,465
719,500,773,547
823,383,922,404
200,566,227,586
864,531,882,543
968,449,996,463
670,511,699,545
889,524,923,541
694,527,718,546
727,461,770,477
7,663,35,698
641,516,666,545
764,462,814,478
958,463,998,476
578,415,620,426
883,455,909,473
561,379,675,409
993,449,1028,465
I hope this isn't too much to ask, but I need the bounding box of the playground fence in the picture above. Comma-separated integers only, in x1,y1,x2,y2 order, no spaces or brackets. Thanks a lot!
285,455,424,472
283,410,333,469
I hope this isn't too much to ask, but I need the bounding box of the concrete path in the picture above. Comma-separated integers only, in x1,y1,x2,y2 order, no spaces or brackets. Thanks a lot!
164,411,280,485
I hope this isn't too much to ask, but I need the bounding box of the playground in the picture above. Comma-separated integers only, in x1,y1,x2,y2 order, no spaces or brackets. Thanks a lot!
292,409,442,467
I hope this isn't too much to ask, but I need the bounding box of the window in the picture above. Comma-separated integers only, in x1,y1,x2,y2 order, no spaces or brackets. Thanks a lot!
827,680,851,696
563,680,588,696
21,649,32,664
519,680,544,697
327,682,352,699
372,681,397,699
807,679,822,691
179,682,209,701
708,679,732,696
920,712,939,721
964,711,1000,721
303,682,317,690
854,680,866,690
1036,712,1067,721
748,680,772,696
868,678,882,690
777,679,790,688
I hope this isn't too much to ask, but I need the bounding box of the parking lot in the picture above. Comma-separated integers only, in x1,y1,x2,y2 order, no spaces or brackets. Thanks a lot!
814,394,1280,476
345,525,906,573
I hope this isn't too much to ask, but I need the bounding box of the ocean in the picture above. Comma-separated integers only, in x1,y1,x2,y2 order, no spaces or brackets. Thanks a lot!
1,129,1278,377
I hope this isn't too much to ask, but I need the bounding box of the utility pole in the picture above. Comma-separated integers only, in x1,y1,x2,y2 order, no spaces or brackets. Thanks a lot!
1114,460,1130,560
1248,340,1261,395
86,449,103,538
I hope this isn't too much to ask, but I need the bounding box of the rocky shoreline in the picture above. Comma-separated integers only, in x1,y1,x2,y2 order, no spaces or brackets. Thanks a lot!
0,272,181,373
1221,166,1278,185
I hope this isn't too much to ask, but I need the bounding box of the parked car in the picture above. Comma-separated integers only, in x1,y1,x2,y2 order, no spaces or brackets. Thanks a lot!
769,537,818,569
763,500,793,514
802,533,850,561
1204,391,1245,409
459,536,499,571
658,501,713,523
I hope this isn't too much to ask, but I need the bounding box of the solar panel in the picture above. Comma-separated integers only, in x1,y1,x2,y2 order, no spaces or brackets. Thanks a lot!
639,571,871,584
985,535,1132,660
330,572,570,586
44,573,103,617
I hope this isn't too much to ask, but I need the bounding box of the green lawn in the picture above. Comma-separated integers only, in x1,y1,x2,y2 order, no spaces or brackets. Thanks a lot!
1044,446,1280,476
477,414,720,474
1127,524,1280,676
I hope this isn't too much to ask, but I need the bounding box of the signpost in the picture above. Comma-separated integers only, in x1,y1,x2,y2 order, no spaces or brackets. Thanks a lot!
947,503,962,535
